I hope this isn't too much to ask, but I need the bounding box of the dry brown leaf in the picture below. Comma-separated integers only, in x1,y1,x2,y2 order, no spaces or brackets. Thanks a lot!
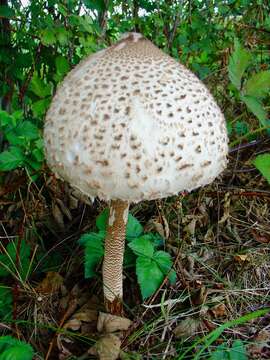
234,254,250,262
97,312,132,333
210,303,227,318
173,317,201,339
89,334,121,360
52,202,65,229
36,271,64,294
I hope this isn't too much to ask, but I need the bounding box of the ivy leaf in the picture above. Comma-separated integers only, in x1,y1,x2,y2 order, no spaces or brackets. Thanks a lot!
228,39,251,90
136,256,164,299
79,231,105,278
128,236,154,258
241,95,268,126
0,337,34,360
244,70,270,98
0,147,25,171
153,251,176,284
253,153,270,184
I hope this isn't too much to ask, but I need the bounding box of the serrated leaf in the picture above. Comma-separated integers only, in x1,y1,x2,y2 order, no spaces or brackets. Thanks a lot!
153,250,176,284
136,256,164,299
253,153,270,184
241,95,268,126
229,340,248,360
228,39,251,89
79,232,105,278
0,147,25,171
244,71,270,98
128,236,154,258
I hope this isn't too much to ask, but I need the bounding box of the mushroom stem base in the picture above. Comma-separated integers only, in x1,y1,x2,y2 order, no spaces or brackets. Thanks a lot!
103,200,129,315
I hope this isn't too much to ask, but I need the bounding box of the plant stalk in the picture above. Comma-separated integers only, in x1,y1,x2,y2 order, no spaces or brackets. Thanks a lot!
103,199,129,315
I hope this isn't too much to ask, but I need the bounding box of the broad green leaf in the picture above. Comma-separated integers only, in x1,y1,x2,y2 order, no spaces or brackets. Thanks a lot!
29,72,52,98
253,153,270,184
0,340,34,360
55,27,69,45
244,71,270,98
79,231,105,278
229,340,248,360
55,56,70,76
17,121,39,140
96,208,109,231
32,147,44,162
0,147,25,171
32,98,51,117
40,29,56,45
82,0,106,12
235,120,249,136
0,5,15,18
0,111,14,127
153,251,176,284
136,256,164,299
241,95,268,125
126,214,143,238
210,343,230,360
128,236,154,258
228,39,251,89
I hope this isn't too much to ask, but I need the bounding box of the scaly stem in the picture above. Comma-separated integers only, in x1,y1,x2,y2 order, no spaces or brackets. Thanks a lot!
103,200,129,315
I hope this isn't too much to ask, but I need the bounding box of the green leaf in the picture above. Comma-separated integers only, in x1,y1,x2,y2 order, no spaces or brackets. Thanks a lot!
229,340,248,360
96,209,143,238
55,27,69,45
153,251,176,284
136,256,164,299
126,214,143,238
79,231,105,278
55,56,70,76
82,0,106,12
0,5,15,18
253,153,270,184
40,29,56,46
128,236,154,258
0,337,34,360
228,39,251,89
244,70,270,98
241,95,268,125
0,147,25,171
32,98,51,117
235,120,249,136
96,208,109,231
0,111,14,127
210,343,230,360
0,286,12,321
29,72,53,98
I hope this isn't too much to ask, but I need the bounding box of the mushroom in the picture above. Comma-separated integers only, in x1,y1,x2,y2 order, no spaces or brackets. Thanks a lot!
44,32,228,315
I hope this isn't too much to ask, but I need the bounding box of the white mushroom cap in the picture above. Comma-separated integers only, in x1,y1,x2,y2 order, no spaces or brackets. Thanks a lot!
44,32,228,202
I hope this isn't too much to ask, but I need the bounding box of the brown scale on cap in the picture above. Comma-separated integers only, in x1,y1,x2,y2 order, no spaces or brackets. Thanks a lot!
44,32,228,315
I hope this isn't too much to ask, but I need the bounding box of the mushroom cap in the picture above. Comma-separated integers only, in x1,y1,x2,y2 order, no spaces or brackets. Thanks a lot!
44,32,228,202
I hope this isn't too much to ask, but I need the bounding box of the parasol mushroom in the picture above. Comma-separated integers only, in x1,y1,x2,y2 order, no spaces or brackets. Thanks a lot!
44,32,228,315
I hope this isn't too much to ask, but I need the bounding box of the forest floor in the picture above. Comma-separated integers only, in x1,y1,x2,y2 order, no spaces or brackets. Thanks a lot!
1,137,270,359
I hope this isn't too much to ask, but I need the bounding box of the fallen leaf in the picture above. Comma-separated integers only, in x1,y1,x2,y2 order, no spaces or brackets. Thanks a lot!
234,254,250,262
173,317,201,339
248,329,270,359
89,334,121,360
36,272,64,294
210,303,227,318
97,312,132,333
251,230,270,244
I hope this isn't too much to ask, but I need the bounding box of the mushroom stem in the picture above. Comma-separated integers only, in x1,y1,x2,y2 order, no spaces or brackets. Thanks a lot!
103,199,129,315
